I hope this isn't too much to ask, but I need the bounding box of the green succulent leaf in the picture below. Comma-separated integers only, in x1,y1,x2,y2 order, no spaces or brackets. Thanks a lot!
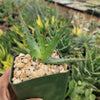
92,72,100,77
0,44,6,60
34,25,46,57
41,57,86,64
41,25,69,60
65,80,75,97
19,12,41,58
89,94,96,100
34,22,70,60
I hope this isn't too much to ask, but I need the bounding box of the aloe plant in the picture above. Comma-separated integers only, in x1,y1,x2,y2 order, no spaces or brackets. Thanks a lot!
72,44,100,92
19,11,85,64
74,34,96,48
56,29,75,57
21,0,59,33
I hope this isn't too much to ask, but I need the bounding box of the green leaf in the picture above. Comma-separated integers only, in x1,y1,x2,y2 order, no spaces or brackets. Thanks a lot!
34,24,46,57
41,25,70,60
19,11,41,58
0,29,3,37
70,92,81,100
36,15,43,31
84,77,95,83
92,72,100,77
65,17,72,26
85,89,92,97
65,80,75,97
13,39,24,49
94,57,100,65
0,44,6,60
41,57,86,64
89,94,96,100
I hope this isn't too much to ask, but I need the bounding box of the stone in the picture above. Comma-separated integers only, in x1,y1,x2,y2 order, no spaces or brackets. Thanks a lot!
19,53,25,57
14,63,25,68
12,52,68,83
14,70,21,78
13,78,21,84
22,58,29,64
36,69,45,77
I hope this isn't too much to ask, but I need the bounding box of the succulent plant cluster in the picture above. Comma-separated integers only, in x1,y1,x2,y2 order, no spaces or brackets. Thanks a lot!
0,0,100,99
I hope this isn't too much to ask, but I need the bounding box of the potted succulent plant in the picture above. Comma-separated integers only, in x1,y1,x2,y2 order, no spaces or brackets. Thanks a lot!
9,12,84,100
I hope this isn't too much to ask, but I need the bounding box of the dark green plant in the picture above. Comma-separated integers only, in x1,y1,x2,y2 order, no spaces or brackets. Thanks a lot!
72,44,100,92
66,80,96,100
19,11,84,64
56,29,75,57
0,26,27,71
21,0,59,35
74,34,96,48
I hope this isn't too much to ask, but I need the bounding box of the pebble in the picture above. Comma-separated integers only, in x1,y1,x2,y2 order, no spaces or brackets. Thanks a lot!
12,52,68,84
13,78,21,84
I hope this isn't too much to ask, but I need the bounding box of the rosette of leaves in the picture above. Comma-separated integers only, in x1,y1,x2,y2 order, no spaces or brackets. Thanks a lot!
56,29,76,57
74,34,96,48
72,44,100,92
19,12,84,64
73,34,96,57
21,0,59,34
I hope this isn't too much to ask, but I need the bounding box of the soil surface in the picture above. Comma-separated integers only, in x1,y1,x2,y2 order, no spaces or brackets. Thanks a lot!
12,51,68,84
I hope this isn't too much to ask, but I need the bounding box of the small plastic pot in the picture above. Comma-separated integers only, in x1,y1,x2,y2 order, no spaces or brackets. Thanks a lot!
9,58,69,100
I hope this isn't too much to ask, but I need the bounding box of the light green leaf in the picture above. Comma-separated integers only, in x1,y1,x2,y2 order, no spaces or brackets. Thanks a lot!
41,57,86,64
19,12,41,58
65,80,75,97
34,24,46,57
41,25,67,60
